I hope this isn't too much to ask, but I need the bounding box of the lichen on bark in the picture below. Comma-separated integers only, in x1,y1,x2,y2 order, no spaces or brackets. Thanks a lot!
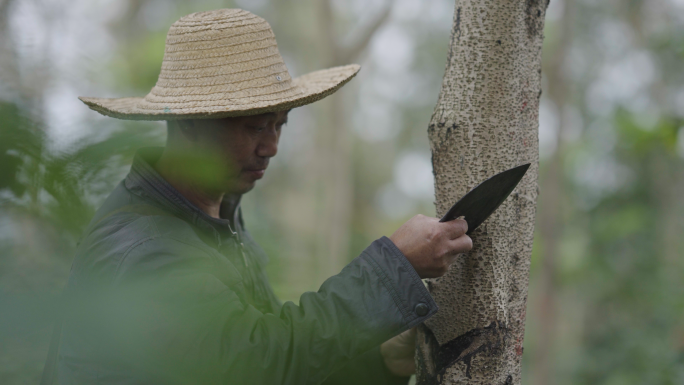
417,0,547,384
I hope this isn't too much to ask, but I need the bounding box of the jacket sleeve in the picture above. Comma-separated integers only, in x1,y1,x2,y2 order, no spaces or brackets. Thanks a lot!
97,236,436,385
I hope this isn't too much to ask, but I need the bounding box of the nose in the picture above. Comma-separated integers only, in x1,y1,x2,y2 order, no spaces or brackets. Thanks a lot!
256,125,279,158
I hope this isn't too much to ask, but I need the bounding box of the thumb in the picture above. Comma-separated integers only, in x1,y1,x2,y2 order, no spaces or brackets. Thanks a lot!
397,327,417,345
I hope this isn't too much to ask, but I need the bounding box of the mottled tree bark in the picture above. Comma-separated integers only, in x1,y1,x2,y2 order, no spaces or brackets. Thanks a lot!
416,1,547,384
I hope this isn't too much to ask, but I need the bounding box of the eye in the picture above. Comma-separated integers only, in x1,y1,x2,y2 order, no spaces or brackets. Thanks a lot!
249,125,266,132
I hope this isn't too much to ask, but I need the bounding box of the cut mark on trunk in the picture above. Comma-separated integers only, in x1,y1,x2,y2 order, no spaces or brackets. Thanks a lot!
428,121,459,154
417,321,508,385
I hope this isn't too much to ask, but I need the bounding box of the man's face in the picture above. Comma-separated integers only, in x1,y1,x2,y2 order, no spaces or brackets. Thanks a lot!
187,110,288,195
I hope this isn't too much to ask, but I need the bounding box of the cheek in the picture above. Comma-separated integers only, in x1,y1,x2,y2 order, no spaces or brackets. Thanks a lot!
223,149,248,167
204,127,259,169
217,141,254,169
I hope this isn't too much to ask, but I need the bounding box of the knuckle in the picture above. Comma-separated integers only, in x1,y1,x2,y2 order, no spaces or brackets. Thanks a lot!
427,227,441,242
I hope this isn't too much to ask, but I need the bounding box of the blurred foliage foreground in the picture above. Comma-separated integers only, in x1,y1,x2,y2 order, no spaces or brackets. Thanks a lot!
0,101,164,383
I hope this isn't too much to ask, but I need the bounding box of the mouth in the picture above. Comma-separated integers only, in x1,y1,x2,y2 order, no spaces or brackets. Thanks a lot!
242,168,266,179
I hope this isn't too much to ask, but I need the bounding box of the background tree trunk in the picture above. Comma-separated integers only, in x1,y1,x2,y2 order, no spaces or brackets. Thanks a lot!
416,1,548,384
532,1,574,383
312,0,391,281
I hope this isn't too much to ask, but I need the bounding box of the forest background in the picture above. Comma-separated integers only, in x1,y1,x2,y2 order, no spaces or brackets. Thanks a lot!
1,0,683,384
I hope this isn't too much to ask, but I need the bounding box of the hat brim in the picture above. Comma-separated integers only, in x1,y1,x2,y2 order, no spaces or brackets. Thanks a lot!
79,64,360,121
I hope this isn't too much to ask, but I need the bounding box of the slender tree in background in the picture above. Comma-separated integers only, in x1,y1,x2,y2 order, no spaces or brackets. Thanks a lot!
532,1,574,383
312,0,391,280
416,1,548,384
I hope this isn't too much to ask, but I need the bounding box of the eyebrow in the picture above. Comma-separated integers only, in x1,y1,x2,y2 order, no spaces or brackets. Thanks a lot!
261,109,291,119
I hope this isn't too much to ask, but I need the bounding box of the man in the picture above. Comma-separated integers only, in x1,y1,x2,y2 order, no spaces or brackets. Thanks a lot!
43,9,472,385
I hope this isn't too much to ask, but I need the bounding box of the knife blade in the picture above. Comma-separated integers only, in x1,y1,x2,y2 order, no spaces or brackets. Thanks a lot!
439,163,531,234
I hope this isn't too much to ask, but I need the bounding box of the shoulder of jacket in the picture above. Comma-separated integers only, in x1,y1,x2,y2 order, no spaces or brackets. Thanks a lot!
115,224,243,289
128,216,216,256
78,204,215,268
95,209,213,255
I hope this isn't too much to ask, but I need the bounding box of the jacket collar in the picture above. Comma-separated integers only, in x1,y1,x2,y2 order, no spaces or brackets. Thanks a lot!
124,147,242,238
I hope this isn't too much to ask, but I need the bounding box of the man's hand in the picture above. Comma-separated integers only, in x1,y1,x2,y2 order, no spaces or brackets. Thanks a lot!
380,327,417,377
390,214,472,278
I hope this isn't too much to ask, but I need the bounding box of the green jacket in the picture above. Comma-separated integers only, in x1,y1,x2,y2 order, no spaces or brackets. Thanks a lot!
49,148,437,385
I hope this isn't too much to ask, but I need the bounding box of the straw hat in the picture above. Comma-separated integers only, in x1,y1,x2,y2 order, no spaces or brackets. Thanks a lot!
79,9,360,120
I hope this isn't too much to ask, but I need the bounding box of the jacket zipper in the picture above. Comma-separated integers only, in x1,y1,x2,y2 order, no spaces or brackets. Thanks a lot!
228,225,249,268
232,206,249,268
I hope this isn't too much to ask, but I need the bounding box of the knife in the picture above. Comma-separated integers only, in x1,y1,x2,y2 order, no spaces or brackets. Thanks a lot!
439,163,531,234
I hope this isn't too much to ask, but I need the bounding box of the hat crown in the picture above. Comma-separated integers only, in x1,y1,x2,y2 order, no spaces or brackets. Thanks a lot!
78,9,360,120
142,9,299,111
177,8,249,23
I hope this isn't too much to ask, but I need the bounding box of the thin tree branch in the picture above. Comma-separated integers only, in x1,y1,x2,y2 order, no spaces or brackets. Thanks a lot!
0,0,19,95
339,0,392,63
317,0,338,65
0,0,12,18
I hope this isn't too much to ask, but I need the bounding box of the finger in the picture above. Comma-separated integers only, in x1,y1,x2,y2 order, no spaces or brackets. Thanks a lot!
448,234,473,254
441,218,468,239
385,358,416,377
398,327,417,345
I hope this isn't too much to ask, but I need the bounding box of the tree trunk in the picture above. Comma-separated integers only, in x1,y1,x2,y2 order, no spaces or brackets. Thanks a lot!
532,1,574,384
312,0,391,282
416,1,547,384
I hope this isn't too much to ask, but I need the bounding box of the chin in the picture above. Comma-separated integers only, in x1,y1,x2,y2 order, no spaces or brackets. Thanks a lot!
229,181,256,195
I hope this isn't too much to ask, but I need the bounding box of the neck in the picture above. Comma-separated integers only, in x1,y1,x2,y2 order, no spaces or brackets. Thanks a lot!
220,193,242,222
155,147,227,219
